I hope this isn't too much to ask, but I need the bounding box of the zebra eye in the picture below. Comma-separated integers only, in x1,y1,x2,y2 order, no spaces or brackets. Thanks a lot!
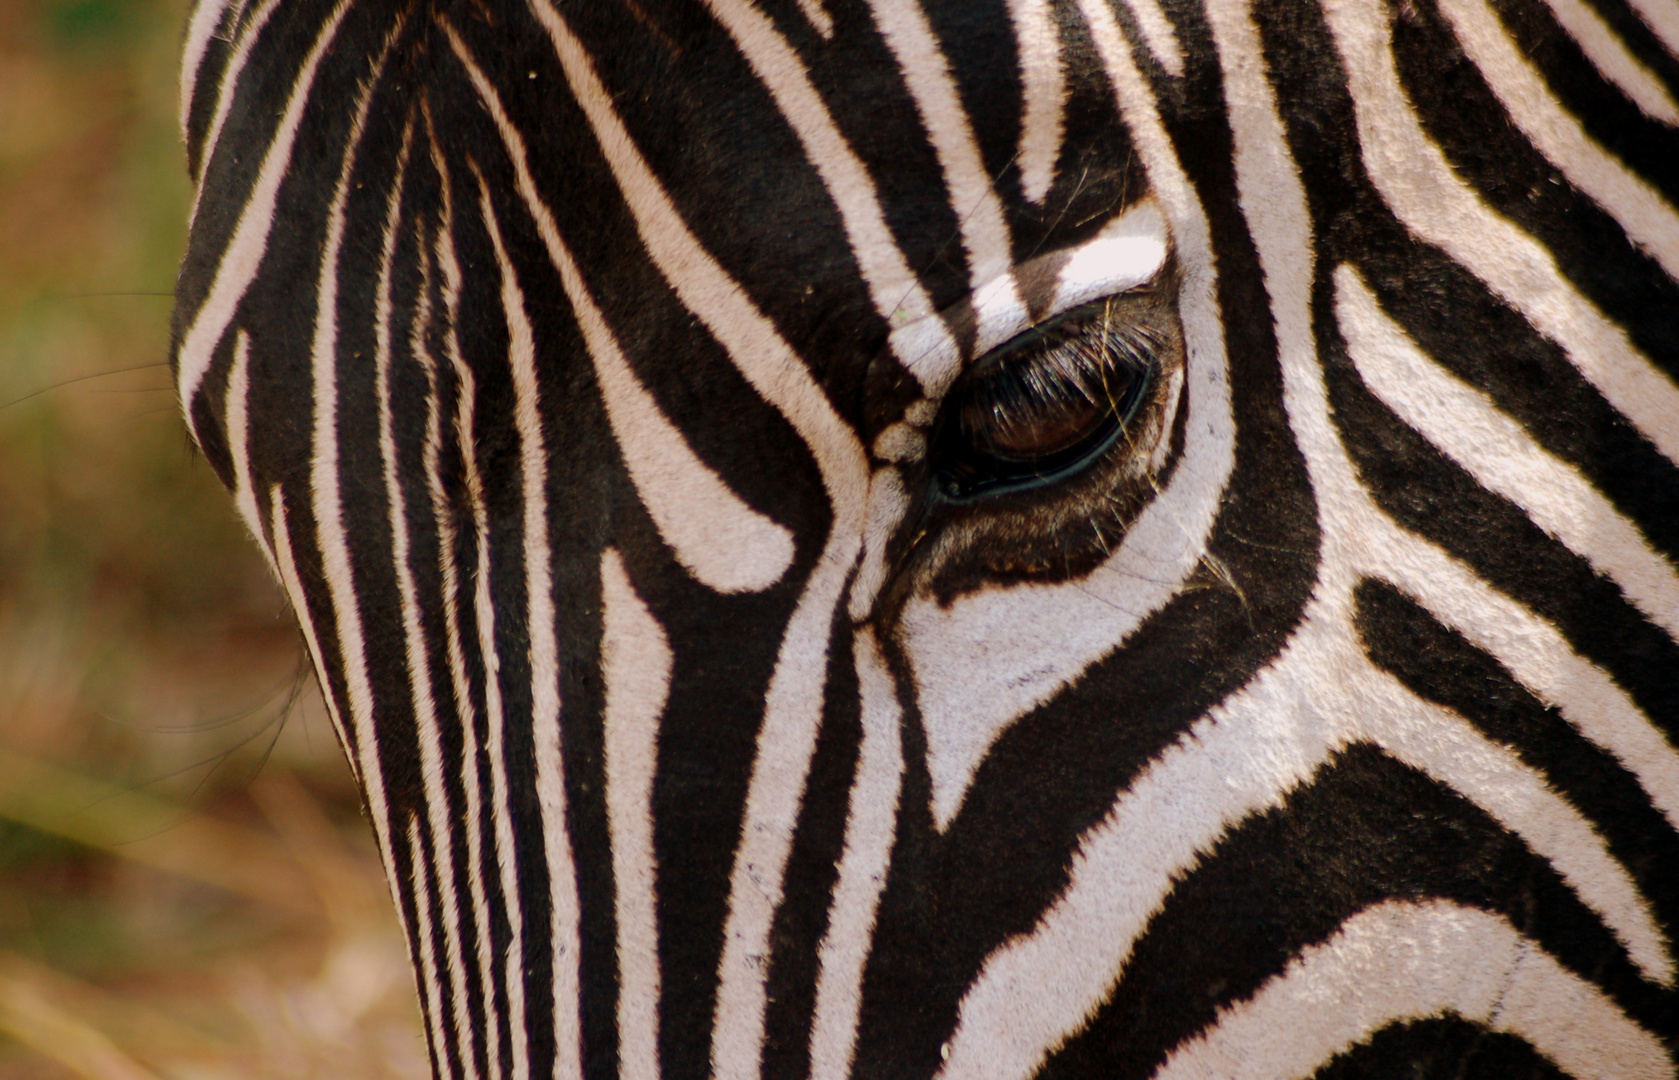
934,296,1159,500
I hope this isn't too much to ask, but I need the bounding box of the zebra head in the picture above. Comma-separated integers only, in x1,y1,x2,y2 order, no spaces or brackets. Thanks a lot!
172,0,1679,1076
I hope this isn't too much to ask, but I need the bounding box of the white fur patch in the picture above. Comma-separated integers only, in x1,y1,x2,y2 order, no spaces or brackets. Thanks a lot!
1156,900,1671,1080
600,549,672,1080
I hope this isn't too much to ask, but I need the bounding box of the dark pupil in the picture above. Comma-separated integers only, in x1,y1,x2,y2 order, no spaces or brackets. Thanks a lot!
937,297,1154,499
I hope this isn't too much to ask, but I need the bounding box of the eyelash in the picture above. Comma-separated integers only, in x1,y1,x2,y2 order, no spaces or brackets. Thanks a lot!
932,295,1161,501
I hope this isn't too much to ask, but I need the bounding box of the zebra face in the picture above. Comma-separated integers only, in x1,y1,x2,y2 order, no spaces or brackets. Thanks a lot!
174,0,1679,1076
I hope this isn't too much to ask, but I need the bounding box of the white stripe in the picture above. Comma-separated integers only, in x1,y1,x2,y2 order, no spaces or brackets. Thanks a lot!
178,0,239,136
700,0,960,391
903,0,1232,832
1338,265,1679,640
407,818,459,1080
186,0,280,221
1378,532,1679,838
1440,0,1679,276
176,0,351,413
1323,0,1679,466
521,8,874,1079
1049,198,1170,314
1627,0,1679,58
307,33,397,876
1154,900,1672,1080
797,0,834,39
223,330,271,565
864,0,1027,355
424,205,504,1080
1006,0,1066,203
846,467,909,620
937,599,1668,1080
600,549,671,1080
474,169,571,1080
1120,0,1185,77
1542,0,1679,125
446,33,794,595
269,484,360,787
373,131,479,1073
807,628,905,1080
1222,0,1668,982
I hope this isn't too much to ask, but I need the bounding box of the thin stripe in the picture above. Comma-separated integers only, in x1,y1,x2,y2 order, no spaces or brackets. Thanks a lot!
446,31,796,595
424,138,502,1079
472,170,551,1080
373,127,479,1072
1438,0,1679,278
223,330,271,565
807,628,905,1080
269,484,359,786
521,7,873,1078
1323,0,1679,467
862,0,1027,354
409,817,460,1080
600,549,671,1080
701,0,961,391
307,28,399,870
176,0,352,412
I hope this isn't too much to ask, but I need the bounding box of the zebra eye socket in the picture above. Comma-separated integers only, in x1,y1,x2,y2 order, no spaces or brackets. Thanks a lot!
934,296,1159,501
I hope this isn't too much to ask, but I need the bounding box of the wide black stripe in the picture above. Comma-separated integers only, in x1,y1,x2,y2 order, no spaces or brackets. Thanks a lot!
1313,1017,1568,1080
1318,307,1679,745
1040,745,1651,1079
183,1,237,181
555,0,904,397
1351,244,1679,567
172,0,375,334
440,6,834,566
1393,0,1679,383
761,619,863,1080
1490,0,1679,199
854,0,1320,1069
1356,578,1679,1021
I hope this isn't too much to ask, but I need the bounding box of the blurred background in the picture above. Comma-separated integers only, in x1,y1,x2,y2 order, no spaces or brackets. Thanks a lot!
0,0,427,1075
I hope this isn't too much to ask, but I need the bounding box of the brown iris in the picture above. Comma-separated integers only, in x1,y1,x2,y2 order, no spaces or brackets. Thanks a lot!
935,296,1157,500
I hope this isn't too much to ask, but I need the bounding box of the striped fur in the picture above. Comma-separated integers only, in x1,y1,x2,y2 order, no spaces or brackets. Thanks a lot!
171,0,1679,1075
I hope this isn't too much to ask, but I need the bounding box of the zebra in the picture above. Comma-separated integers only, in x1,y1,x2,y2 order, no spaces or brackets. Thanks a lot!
170,0,1679,1073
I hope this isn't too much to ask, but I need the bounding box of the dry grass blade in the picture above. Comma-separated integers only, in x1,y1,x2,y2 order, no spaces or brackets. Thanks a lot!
0,748,321,915
0,954,163,1080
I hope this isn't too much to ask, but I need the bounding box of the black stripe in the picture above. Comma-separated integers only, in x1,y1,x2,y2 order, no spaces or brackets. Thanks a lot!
1319,304,1679,745
761,619,863,1080
1040,745,1650,1079
1356,577,1679,1019
1313,1016,1568,1080
855,0,1320,1068
1393,0,1679,383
